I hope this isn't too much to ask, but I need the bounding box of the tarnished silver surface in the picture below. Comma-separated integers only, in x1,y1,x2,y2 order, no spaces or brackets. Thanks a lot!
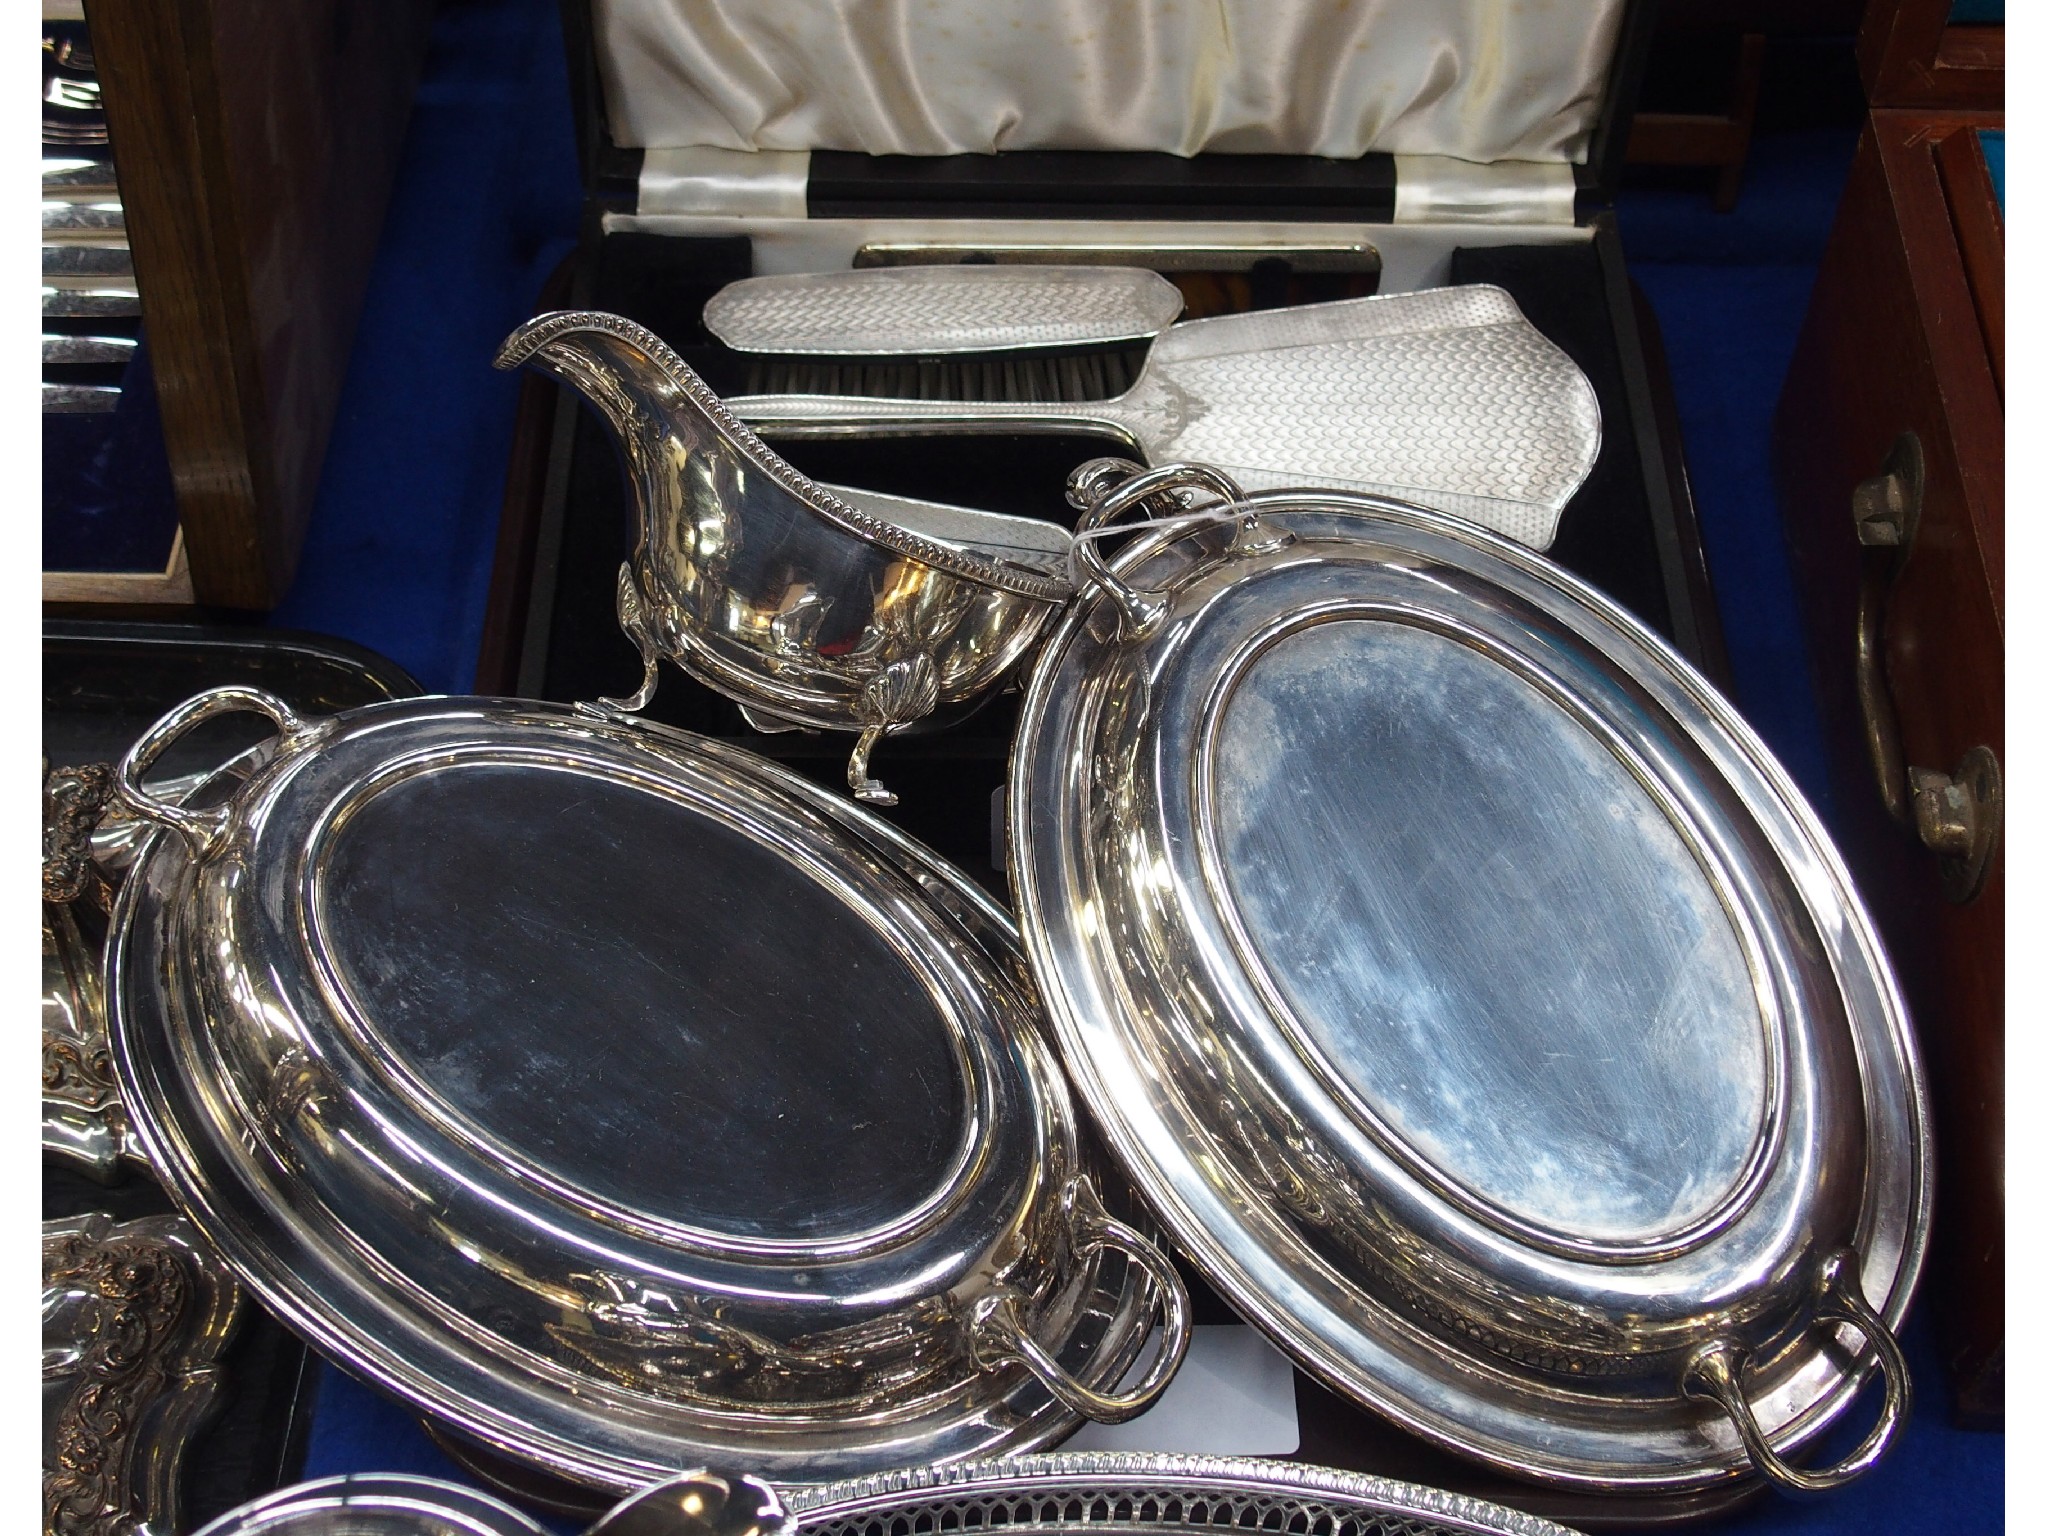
45,244,133,280
44,1212,245,1536
44,158,119,199
495,310,1073,804
791,1453,1578,1536
728,286,1601,550
44,287,140,318
704,266,1186,355
44,201,125,238
107,690,1187,1492
45,383,121,414
192,1476,549,1536
44,333,135,364
1009,468,1929,1494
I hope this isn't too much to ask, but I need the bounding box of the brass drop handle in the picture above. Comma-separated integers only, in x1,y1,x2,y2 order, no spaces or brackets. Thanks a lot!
1851,433,2001,903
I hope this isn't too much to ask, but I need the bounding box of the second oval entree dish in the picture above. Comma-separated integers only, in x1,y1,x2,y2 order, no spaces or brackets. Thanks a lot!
1008,468,1929,1495
105,689,1186,1494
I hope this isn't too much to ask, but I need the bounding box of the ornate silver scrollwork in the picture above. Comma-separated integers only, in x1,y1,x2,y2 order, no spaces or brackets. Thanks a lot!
43,1213,244,1536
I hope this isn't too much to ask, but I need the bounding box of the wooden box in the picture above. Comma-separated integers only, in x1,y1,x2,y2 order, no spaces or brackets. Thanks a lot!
1772,105,2003,1424
44,0,436,609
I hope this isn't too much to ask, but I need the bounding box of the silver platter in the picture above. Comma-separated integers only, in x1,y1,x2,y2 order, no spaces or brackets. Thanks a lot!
791,1452,1577,1536
109,695,1184,1493
1009,470,1930,1495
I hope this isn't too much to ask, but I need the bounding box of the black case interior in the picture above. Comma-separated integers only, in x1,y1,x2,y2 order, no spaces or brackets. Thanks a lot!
512,219,1722,894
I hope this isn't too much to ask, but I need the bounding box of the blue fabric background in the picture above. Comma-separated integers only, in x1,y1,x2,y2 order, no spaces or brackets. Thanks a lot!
264,0,581,691
263,3,2004,1528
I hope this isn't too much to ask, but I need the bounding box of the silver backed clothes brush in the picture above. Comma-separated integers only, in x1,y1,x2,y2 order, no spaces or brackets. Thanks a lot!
705,264,1188,355
726,284,1601,551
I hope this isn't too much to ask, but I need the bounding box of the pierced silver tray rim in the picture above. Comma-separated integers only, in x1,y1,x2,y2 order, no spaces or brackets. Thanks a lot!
790,1451,1577,1536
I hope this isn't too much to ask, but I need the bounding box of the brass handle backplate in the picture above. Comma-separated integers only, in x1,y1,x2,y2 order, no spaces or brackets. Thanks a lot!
1850,432,2001,904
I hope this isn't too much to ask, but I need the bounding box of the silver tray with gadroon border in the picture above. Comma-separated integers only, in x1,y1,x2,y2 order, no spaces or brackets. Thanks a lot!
1008,463,1930,1499
790,1452,1578,1536
105,689,1189,1494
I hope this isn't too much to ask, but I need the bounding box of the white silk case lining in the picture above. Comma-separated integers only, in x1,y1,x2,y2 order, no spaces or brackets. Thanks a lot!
597,2,1617,293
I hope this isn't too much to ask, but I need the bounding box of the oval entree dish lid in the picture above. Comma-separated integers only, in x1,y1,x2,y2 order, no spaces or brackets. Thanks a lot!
108,691,1183,1492
1007,465,1929,1495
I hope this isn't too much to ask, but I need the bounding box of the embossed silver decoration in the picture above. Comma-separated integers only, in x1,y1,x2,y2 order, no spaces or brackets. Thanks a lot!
727,285,1601,550
704,265,1186,355
44,757,233,1181
45,760,117,907
1009,464,1929,1496
494,310,1073,806
44,901,130,1180
44,1212,245,1536
44,761,132,1180
791,1453,1576,1536
106,687,1188,1492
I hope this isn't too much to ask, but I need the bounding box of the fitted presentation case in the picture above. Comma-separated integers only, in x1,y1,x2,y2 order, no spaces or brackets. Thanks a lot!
475,3,1760,1523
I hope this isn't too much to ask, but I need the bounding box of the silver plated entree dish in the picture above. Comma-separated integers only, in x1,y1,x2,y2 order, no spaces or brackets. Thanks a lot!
1008,465,1930,1496
106,689,1188,1493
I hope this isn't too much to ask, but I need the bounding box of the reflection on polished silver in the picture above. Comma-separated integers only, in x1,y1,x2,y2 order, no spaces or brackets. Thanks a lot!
43,901,132,1180
1679,1250,1910,1494
44,761,129,1179
586,1470,791,1536
44,382,121,414
108,690,1187,1491
494,310,1072,805
1010,466,1929,1495
193,1470,789,1536
704,265,1186,355
43,286,140,318
728,285,1602,550
790,1452,1577,1536
44,750,285,1179
191,1476,549,1536
45,1212,245,1536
